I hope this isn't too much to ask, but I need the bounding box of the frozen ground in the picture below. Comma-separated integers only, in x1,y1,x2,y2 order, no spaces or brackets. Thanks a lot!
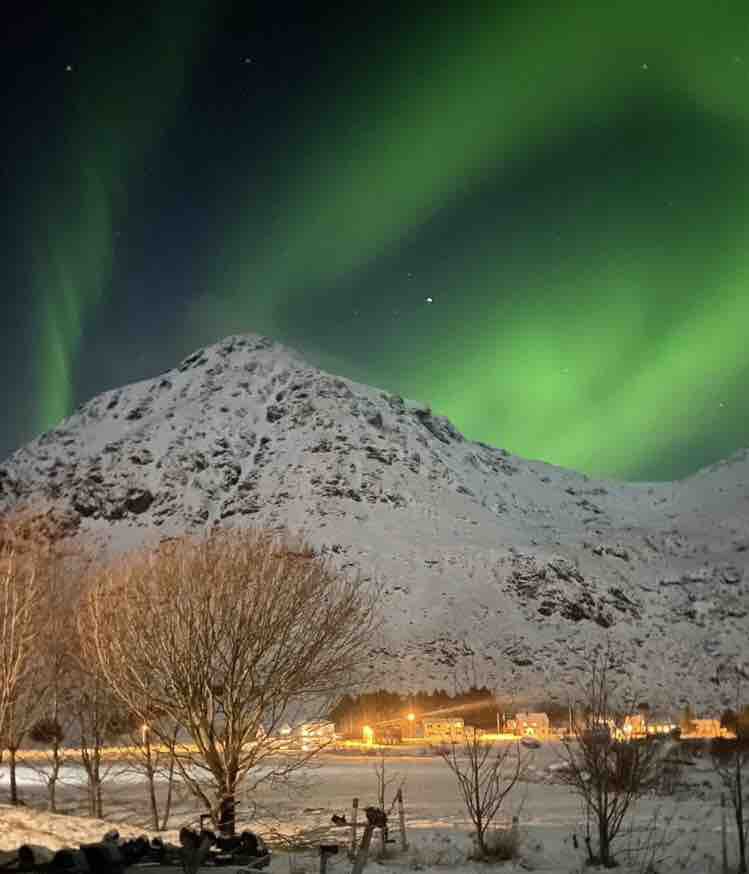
0,746,735,872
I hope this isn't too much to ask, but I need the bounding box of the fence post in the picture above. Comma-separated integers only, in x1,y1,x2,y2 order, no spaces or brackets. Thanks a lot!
721,792,728,874
397,788,408,851
351,798,359,856
350,824,374,874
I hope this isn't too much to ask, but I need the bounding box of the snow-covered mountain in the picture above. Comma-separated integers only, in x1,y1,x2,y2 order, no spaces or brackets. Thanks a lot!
2,334,747,708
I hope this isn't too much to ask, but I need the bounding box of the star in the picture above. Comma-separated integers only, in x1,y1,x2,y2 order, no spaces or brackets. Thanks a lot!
641,63,648,71
425,297,433,304
65,64,73,72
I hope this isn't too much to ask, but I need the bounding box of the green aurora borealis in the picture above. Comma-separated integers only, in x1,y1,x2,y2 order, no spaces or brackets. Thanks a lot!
6,2,749,480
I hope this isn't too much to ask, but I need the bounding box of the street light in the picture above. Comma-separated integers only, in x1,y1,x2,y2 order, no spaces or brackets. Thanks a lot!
407,712,415,740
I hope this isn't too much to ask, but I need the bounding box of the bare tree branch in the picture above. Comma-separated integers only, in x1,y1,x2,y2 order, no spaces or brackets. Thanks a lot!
557,643,668,868
440,730,526,859
83,527,378,834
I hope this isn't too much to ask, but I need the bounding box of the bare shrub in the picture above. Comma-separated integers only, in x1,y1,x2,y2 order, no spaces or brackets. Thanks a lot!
373,749,403,811
711,663,749,874
439,730,526,859
481,823,521,861
558,646,668,868
616,805,711,874
84,528,378,834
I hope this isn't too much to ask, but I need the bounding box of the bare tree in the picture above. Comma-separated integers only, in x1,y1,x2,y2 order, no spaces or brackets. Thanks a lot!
2,682,47,805
28,715,70,813
373,749,402,812
83,528,378,834
440,729,526,859
3,511,94,811
70,616,135,820
711,663,749,874
557,646,667,868
0,518,47,804
119,711,180,830
26,562,77,812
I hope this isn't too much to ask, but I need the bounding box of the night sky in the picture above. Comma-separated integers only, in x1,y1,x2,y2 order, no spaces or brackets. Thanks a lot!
4,2,749,481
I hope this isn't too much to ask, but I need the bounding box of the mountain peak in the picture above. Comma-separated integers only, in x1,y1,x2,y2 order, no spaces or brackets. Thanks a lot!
1,335,748,707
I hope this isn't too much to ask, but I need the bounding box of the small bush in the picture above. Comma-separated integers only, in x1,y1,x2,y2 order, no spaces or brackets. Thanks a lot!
476,826,521,862
29,717,64,745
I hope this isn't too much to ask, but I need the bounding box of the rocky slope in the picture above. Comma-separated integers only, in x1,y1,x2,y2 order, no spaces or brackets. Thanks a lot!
1,334,747,709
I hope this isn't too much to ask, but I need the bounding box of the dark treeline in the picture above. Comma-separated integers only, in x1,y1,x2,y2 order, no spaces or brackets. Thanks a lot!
330,686,502,734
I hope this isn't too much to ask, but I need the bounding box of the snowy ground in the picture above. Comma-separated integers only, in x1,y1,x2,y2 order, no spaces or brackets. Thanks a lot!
0,746,735,872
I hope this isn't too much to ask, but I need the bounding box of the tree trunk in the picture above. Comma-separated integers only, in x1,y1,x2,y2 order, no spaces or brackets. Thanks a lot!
736,752,746,874
95,776,103,819
85,755,102,818
147,770,159,831
599,817,612,868
9,747,18,805
144,733,159,831
476,825,487,859
218,794,236,836
48,741,62,813
160,761,175,831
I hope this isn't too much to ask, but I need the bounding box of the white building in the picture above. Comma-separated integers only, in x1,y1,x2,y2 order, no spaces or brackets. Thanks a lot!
515,712,550,739
423,717,465,741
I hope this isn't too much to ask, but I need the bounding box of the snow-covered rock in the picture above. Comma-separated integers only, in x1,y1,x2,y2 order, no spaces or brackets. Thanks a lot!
1,334,748,707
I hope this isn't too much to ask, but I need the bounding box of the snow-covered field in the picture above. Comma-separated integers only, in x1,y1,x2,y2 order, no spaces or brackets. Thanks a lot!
0,747,733,872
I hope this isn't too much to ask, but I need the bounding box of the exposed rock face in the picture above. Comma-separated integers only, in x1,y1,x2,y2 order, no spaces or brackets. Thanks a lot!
1,333,748,708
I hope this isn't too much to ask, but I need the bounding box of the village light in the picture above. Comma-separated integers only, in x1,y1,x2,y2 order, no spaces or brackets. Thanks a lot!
141,723,149,745
407,713,415,722
362,725,374,745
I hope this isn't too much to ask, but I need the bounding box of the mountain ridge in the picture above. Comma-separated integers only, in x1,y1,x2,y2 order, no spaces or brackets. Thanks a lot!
2,333,747,709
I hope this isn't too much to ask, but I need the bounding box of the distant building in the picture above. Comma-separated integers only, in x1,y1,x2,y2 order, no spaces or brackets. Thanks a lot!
515,712,550,739
687,718,722,739
375,725,403,745
622,714,647,737
423,717,465,741
644,713,676,737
